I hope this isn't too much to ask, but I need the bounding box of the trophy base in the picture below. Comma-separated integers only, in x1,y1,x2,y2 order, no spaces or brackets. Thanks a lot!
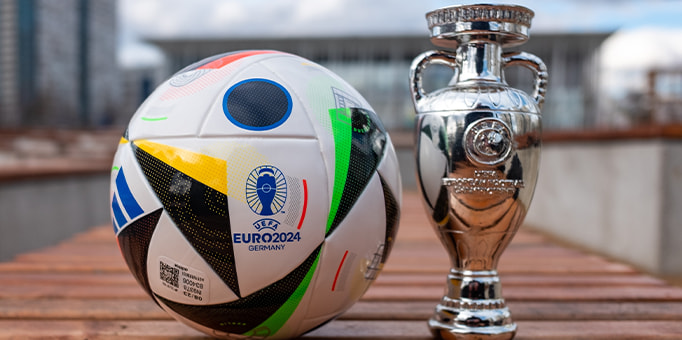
429,313,516,340
428,270,516,340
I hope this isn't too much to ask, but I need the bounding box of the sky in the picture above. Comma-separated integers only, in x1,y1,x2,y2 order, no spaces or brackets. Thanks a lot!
117,0,682,67
119,0,682,38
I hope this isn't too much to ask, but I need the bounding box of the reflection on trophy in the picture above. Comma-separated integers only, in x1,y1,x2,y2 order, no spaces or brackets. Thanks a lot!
409,4,548,339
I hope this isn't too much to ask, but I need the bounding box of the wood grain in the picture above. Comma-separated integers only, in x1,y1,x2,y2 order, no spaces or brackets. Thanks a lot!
1,192,681,339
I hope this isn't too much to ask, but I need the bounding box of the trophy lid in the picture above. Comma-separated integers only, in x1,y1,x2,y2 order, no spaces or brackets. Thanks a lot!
426,4,534,49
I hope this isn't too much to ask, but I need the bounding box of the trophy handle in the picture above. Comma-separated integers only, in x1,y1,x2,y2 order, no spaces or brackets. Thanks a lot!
502,51,548,109
409,50,459,106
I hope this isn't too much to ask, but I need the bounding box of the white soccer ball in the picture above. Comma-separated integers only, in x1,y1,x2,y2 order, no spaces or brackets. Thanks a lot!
109,50,402,339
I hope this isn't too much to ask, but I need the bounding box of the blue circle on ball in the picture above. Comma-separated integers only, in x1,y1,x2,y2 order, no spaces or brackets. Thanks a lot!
223,78,293,131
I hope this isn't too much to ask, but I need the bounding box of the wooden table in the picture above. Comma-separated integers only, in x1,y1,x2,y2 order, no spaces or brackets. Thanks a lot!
1,192,682,339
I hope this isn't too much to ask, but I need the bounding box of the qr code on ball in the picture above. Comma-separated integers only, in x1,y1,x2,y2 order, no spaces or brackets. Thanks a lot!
160,260,179,288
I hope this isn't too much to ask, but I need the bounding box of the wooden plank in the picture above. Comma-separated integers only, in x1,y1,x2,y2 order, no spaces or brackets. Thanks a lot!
3,299,682,323
513,321,682,340
0,284,148,299
342,301,682,322
0,260,637,275
304,320,682,339
67,225,118,243
0,299,170,320
6,319,669,340
0,272,137,286
0,320,205,339
2,258,634,276
382,245,639,275
381,262,637,275
0,296,673,320
373,272,668,287
0,262,129,273
361,285,682,302
12,244,121,260
12,253,124,264
3,247,638,276
2,280,682,302
0,271,666,288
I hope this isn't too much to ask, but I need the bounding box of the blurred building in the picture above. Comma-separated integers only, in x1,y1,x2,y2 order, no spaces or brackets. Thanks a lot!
0,0,119,127
143,33,611,131
647,69,682,124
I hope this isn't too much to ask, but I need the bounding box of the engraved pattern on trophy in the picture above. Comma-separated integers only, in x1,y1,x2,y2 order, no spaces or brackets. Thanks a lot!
410,4,547,340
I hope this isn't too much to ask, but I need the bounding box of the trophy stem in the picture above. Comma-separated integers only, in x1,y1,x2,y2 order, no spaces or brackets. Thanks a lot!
429,270,516,340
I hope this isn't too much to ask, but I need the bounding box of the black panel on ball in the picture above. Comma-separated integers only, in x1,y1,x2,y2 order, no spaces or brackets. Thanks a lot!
155,245,321,335
326,108,388,237
379,175,400,265
117,208,163,299
133,144,241,298
223,79,292,130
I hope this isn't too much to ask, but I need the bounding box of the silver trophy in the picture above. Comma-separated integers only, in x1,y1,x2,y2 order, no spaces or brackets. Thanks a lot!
410,4,547,340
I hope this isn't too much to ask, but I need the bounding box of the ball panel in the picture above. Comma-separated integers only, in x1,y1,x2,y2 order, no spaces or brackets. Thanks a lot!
306,173,387,320
111,169,144,229
227,138,328,297
240,246,320,339
133,141,241,297
279,59,373,204
133,139,228,195
325,107,388,236
375,139,403,265
128,51,288,142
177,50,280,73
199,57,318,138
126,82,216,141
153,245,321,337
151,301,234,339
378,175,400,266
376,135,403,207
146,212,239,305
130,137,270,204
258,55,373,135
110,141,163,234
117,208,163,299
298,69,374,134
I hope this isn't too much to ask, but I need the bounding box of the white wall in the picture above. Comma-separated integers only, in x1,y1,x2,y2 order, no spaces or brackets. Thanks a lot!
525,140,682,276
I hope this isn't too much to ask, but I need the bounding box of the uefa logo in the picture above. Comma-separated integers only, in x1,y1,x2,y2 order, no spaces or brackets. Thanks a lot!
245,165,287,216
463,118,513,166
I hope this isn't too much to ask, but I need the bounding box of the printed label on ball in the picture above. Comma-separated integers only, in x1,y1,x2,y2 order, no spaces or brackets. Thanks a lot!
158,256,209,302
235,164,304,252
245,165,287,216
233,229,302,252
364,243,385,280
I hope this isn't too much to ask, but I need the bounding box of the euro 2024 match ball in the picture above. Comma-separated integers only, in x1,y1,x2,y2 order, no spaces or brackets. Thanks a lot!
109,50,402,339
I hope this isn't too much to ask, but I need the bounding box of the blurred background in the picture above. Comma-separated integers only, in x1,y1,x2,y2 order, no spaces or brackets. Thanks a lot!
2,0,682,131
0,0,681,279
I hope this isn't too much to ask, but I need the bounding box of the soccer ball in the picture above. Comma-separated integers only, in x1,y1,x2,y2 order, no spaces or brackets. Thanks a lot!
109,50,402,338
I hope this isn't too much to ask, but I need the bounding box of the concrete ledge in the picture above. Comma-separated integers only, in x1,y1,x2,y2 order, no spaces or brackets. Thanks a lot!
526,130,682,276
0,158,111,182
